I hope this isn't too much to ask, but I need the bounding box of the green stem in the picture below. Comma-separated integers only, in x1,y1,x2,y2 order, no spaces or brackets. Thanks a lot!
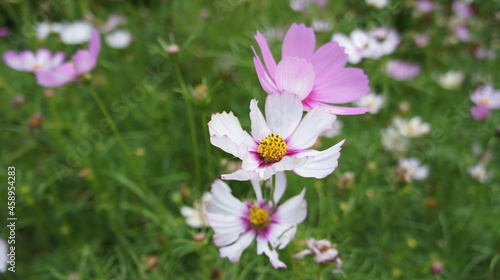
201,110,214,180
174,63,201,188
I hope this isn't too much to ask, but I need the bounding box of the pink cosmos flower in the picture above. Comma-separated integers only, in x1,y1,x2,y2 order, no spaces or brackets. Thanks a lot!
471,105,490,121
293,238,343,274
35,30,100,88
385,60,421,80
0,27,9,37
470,85,500,109
208,92,345,181
3,48,65,72
206,173,306,268
253,23,370,115
415,0,434,12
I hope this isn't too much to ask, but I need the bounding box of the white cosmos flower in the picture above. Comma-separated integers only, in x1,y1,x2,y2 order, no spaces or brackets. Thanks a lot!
467,163,491,183
59,21,93,44
331,33,363,64
369,27,400,56
381,127,409,152
0,238,6,273
392,116,431,138
397,158,429,182
321,119,343,138
180,192,212,228
206,173,307,268
437,71,464,90
470,85,500,109
354,92,385,114
105,30,133,49
208,92,344,181
366,0,389,9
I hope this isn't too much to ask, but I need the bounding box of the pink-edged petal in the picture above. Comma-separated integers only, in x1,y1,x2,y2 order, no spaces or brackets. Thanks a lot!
208,213,247,246
310,41,348,83
253,53,278,94
206,180,247,215
293,249,312,259
210,135,248,159
264,92,303,139
219,230,255,263
89,29,101,58
274,188,307,225
282,23,316,60
287,106,336,150
310,67,369,104
293,140,345,178
275,57,315,100
258,156,312,180
35,62,76,88
72,50,95,75
256,235,287,268
303,99,370,115
254,31,277,78
273,171,286,204
3,51,23,71
250,99,272,140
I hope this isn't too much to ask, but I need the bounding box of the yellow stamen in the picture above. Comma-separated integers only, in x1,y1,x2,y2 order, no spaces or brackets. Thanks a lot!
248,205,269,229
257,133,288,163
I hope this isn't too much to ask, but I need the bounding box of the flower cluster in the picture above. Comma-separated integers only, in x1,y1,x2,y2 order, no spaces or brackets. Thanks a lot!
183,23,370,271
470,85,500,121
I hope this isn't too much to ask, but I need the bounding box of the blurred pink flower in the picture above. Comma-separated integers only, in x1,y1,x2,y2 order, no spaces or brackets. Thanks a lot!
35,30,100,88
452,1,475,19
253,23,370,115
470,85,500,109
3,49,65,72
471,105,490,121
293,238,343,274
386,60,421,80
0,27,9,37
416,0,434,12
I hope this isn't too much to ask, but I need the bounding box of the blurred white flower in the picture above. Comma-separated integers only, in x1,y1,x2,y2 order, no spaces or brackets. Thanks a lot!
366,0,389,9
100,14,126,33
467,163,491,183
393,116,431,138
381,127,409,152
350,29,382,60
321,119,343,138
370,27,400,55
331,33,363,64
36,22,62,40
105,30,133,49
397,158,429,182
354,92,385,114
59,21,93,44
436,71,464,90
312,19,333,32
180,192,212,228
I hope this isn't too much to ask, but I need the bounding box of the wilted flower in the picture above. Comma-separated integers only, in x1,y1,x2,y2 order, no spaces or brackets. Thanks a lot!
208,93,344,181
180,192,212,228
253,23,370,115
105,29,133,49
436,71,464,90
396,158,429,182
467,163,491,183
293,238,343,274
392,116,431,138
354,92,385,114
206,174,307,268
386,60,421,80
3,49,65,72
35,30,101,88
59,21,94,44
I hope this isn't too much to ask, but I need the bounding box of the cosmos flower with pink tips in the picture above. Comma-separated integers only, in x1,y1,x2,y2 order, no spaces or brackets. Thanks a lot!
35,30,101,88
253,23,370,115
3,48,65,72
205,172,306,268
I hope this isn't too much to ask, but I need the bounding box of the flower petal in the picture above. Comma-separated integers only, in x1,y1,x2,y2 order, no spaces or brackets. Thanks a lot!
293,140,345,178
208,111,253,149
282,23,315,60
253,51,278,94
35,62,76,88
251,179,263,201
250,99,272,140
287,106,336,150
72,50,95,75
303,99,369,115
219,230,255,263
206,180,247,216
89,29,101,59
274,188,307,225
208,213,247,246
264,92,303,139
309,68,370,104
310,42,348,83
275,56,315,100
256,235,287,268
222,169,260,181
3,51,23,71
254,31,277,78
293,249,312,259
273,171,287,204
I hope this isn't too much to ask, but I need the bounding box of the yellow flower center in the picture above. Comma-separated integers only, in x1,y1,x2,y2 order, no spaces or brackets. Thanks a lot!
248,205,269,229
257,133,288,163
480,99,489,106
